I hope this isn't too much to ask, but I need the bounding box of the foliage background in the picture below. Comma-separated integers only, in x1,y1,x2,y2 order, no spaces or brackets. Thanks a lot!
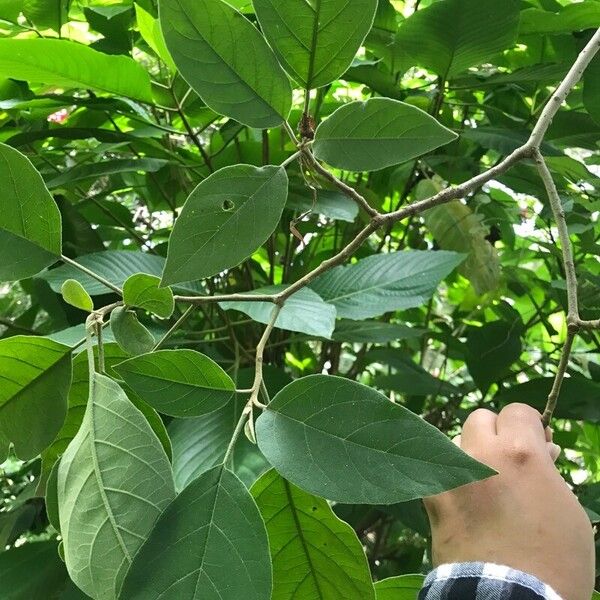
0,0,600,597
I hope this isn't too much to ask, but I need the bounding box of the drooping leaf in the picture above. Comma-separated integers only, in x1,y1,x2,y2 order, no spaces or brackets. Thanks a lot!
332,320,425,343
466,318,523,392
39,250,202,295
421,192,501,295
220,285,336,338
0,336,71,460
313,98,457,171
0,142,62,281
123,273,174,319
310,251,464,320
251,469,376,600
61,279,94,312
160,0,292,128
374,575,424,600
256,375,494,504
0,542,71,600
162,165,288,285
394,0,520,77
110,306,156,356
253,0,378,88
115,349,235,417
57,373,175,600
0,39,153,102
119,465,272,600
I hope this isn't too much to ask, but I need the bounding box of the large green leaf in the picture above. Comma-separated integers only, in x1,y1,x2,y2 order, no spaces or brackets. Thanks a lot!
123,273,174,319
115,349,235,417
519,4,600,35
253,0,377,89
220,285,336,338
394,0,519,78
23,0,68,30
251,469,376,599
0,143,62,281
40,250,202,295
313,98,457,171
374,575,424,600
0,336,71,460
160,0,292,128
0,39,153,102
162,165,289,285
422,197,501,295
310,251,464,320
57,373,175,600
119,465,272,600
0,542,71,600
255,375,493,504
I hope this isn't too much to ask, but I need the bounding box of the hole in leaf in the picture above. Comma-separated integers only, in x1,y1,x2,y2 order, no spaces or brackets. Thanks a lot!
222,199,235,212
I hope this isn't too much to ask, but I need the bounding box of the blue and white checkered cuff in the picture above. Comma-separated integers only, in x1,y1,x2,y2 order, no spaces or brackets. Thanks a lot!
420,562,563,599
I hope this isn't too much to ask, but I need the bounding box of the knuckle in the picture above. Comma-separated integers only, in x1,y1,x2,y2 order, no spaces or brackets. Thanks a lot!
505,439,535,464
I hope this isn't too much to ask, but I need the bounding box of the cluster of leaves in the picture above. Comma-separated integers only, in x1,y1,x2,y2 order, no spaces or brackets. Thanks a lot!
0,0,600,598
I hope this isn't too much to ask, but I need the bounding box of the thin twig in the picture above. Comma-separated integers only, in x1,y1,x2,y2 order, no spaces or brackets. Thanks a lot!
153,304,196,350
60,255,123,296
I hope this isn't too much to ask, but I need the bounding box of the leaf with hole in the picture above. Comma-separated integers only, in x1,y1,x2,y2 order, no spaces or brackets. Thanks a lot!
119,465,272,600
0,142,62,281
115,349,235,418
253,0,377,89
251,469,376,600
310,251,464,320
220,285,336,338
57,373,175,600
110,306,156,356
0,336,71,460
256,375,493,504
162,165,289,285
160,0,292,128
123,273,174,318
312,98,457,171
61,279,94,312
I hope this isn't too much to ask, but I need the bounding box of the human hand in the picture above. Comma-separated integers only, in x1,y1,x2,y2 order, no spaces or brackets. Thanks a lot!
424,403,595,600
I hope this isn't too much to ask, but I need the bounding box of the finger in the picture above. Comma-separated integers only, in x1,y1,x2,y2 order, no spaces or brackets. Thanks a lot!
496,403,547,448
547,442,561,462
461,408,497,449
452,435,462,448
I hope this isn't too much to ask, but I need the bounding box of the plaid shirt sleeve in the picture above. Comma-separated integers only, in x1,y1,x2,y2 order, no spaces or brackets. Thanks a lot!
419,563,563,600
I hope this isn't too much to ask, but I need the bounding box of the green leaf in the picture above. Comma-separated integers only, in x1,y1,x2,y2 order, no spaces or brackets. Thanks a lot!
375,354,460,397
310,251,464,320
251,469,376,600
162,164,289,285
253,0,377,89
61,279,94,312
255,375,494,504
160,0,292,128
0,336,71,460
123,273,174,318
313,98,457,171
287,185,359,222
135,2,176,71
45,458,61,533
220,285,336,338
466,318,523,392
519,4,600,35
584,55,600,126
47,157,169,189
40,343,172,491
421,195,500,295
374,575,424,600
110,306,156,356
0,0,23,22
0,542,70,600
0,142,62,281
332,320,425,343
23,0,67,30
119,465,272,600
57,373,175,600
394,0,519,78
39,250,203,295
0,39,153,102
496,375,600,423
115,349,235,418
